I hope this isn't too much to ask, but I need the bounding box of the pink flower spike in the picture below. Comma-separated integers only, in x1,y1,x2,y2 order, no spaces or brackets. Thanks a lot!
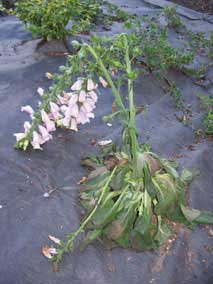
87,79,98,91
41,110,56,132
70,118,78,131
71,79,83,91
21,105,34,116
99,76,108,88
14,133,26,142
39,125,53,143
78,90,86,103
31,131,43,150
37,87,44,96
88,91,98,103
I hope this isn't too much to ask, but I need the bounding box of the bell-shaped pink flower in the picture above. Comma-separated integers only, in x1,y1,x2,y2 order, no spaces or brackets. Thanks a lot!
70,118,78,131
87,79,98,91
78,90,86,103
88,91,98,103
21,105,34,117
14,133,26,142
62,107,72,127
82,101,93,113
87,112,95,119
76,108,89,125
41,110,56,132
71,79,83,91
23,121,31,132
68,94,78,107
57,92,71,105
50,102,62,120
31,131,43,150
99,76,108,88
37,87,44,96
70,103,79,118
39,125,53,143
86,98,96,109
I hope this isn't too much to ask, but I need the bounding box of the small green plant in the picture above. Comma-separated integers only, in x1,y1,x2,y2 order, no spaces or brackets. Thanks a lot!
164,6,185,30
209,31,213,61
0,0,13,14
197,94,213,135
15,0,128,40
203,111,213,135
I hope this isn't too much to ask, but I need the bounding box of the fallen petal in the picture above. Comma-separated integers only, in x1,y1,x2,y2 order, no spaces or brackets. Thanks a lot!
48,235,61,245
97,140,112,146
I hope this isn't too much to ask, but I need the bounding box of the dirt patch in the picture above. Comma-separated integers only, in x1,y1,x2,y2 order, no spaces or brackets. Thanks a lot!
168,0,213,15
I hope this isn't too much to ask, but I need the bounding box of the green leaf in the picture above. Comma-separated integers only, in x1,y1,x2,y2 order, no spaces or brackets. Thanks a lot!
153,174,177,214
181,205,213,224
80,229,102,251
160,159,179,179
181,168,199,184
154,223,171,245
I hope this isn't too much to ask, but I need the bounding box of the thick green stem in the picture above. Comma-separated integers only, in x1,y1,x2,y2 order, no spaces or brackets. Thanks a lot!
123,35,139,163
86,44,126,115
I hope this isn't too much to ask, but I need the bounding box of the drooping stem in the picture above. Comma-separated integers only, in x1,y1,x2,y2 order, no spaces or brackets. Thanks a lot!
61,166,117,255
86,44,126,116
123,35,139,163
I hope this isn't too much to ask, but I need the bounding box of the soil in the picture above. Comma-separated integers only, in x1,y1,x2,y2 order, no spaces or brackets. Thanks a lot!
168,0,213,15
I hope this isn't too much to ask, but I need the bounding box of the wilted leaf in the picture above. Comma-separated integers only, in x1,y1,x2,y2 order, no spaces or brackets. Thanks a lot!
154,224,171,245
87,166,108,180
181,205,213,224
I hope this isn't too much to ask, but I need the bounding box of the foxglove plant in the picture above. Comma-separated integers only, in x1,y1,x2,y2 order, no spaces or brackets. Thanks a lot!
14,78,98,150
39,34,213,266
